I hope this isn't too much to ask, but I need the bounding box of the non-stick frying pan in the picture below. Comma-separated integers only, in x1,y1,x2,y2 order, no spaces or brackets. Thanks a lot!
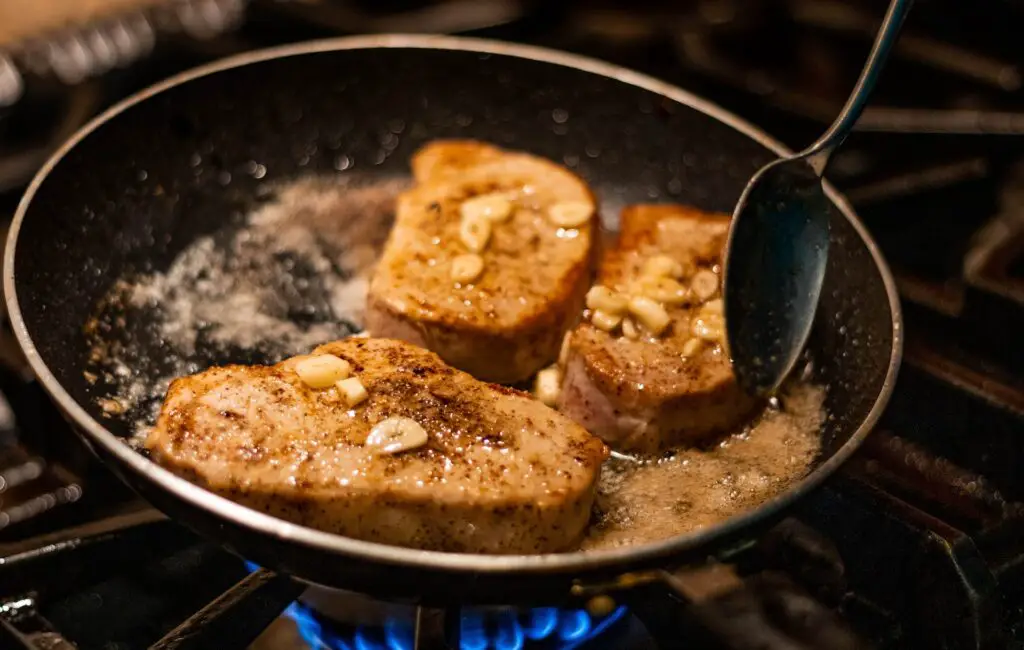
4,35,901,606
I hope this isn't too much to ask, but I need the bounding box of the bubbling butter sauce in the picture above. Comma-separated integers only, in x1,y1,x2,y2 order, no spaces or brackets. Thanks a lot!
581,381,824,550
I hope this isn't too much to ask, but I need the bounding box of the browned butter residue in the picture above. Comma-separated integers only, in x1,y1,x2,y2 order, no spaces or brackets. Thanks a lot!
581,382,824,550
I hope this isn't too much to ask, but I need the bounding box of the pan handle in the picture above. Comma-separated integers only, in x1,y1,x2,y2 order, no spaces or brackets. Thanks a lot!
612,564,874,649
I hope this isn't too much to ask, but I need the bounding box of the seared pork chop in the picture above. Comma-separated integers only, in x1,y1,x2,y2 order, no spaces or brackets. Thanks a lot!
147,337,608,554
366,140,599,384
558,205,759,453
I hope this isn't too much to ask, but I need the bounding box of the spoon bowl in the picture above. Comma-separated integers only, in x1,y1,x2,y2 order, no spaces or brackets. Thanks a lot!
723,159,830,395
723,0,912,396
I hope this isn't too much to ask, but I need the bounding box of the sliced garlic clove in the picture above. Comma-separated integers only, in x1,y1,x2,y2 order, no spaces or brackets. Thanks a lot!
681,338,703,357
295,354,352,389
638,276,690,305
641,255,684,279
365,417,429,455
459,213,492,252
451,253,484,284
547,201,594,228
585,285,628,315
691,314,725,342
628,296,671,336
691,269,719,301
336,377,368,407
621,317,640,340
702,298,724,315
591,309,623,332
461,193,513,223
534,366,562,407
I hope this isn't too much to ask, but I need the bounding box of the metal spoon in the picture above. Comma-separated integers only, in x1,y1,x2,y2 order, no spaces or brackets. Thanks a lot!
722,0,913,397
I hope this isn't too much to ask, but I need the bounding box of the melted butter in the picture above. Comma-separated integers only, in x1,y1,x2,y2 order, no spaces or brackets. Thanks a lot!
581,381,825,551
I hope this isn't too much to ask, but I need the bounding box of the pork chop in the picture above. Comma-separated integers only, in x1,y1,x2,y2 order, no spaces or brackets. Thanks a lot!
365,140,599,384
558,205,759,453
146,337,608,554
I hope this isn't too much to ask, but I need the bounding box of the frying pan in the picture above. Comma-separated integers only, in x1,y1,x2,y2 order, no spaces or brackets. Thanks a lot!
3,35,901,606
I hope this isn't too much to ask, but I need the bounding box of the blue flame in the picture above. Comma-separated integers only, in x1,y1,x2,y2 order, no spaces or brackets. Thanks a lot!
460,611,489,650
523,608,558,640
557,609,591,642
383,617,415,650
560,607,628,650
286,600,341,650
495,611,524,650
244,561,627,649
355,627,381,650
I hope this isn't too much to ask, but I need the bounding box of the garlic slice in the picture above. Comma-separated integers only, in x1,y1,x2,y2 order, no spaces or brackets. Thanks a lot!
459,214,492,252
702,298,724,315
628,296,671,336
365,417,429,455
534,367,562,407
295,354,352,389
622,318,640,340
548,201,593,228
691,269,719,301
691,314,725,342
461,193,513,223
642,255,684,279
451,253,484,283
336,377,368,407
585,285,628,315
638,276,689,305
681,338,703,357
591,309,623,332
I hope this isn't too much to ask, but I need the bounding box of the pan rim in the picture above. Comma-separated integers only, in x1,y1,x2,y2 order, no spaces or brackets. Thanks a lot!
3,34,903,577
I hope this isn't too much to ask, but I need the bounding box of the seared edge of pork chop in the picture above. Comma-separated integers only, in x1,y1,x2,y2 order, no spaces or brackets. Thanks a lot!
410,140,504,183
146,337,608,554
366,140,600,383
558,204,759,453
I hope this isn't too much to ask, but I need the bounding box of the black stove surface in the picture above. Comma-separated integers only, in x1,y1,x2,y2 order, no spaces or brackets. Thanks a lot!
1,1,1023,649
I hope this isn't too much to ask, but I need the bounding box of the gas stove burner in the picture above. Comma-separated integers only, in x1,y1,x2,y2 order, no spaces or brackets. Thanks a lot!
286,601,628,650
246,563,629,650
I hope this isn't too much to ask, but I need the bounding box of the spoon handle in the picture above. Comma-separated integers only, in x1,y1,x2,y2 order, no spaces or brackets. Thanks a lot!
803,0,914,175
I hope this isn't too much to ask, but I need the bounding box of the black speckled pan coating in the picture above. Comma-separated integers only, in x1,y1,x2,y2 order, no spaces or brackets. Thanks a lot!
4,36,901,605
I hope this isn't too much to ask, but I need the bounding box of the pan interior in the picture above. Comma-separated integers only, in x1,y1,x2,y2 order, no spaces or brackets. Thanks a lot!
10,43,895,559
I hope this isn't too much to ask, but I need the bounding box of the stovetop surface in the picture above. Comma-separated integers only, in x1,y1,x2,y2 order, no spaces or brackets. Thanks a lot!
1,1,1023,649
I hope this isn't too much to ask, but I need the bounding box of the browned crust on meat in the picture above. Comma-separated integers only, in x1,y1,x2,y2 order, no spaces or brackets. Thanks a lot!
560,204,759,451
366,140,599,383
146,337,608,554
411,140,504,182
606,204,727,276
